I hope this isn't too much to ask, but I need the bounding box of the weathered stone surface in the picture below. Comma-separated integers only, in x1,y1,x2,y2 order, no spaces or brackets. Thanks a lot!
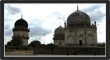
53,8,97,47
33,47,105,55
13,18,29,46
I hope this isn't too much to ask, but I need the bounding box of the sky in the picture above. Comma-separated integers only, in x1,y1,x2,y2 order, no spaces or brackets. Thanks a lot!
4,3,106,45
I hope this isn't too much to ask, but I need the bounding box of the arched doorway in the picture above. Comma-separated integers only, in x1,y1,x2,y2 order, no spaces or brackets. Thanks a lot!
79,40,82,46
78,35,84,46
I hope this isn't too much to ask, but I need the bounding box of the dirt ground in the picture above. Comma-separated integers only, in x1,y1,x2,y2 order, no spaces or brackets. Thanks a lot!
5,50,33,55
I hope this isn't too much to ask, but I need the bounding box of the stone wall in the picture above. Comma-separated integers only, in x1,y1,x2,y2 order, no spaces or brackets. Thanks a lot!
33,47,105,55
13,30,29,46
65,28,97,46
54,40,65,46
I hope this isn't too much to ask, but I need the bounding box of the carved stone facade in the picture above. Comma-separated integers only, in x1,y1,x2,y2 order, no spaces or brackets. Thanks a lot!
13,17,29,46
64,28,97,46
53,7,97,47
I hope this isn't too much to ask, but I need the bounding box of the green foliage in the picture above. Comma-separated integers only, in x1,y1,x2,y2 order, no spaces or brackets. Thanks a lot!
47,43,54,46
6,36,23,47
7,41,12,46
47,43,57,47
29,40,41,47
97,43,105,47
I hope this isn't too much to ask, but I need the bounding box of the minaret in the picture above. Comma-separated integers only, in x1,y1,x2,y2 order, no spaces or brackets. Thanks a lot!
13,15,29,46
64,21,66,28
77,4,79,11
60,22,61,26
21,14,23,19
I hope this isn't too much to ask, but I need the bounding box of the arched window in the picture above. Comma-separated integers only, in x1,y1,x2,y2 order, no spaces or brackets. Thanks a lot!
78,35,84,45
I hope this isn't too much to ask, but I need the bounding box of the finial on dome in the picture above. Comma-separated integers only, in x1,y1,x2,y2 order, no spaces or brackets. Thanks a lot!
77,4,79,11
60,22,61,26
21,14,23,19
64,21,67,28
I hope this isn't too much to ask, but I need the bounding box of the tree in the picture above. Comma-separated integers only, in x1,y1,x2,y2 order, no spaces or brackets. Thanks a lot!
6,36,23,47
47,43,56,47
29,40,41,47
7,41,12,46
11,36,23,47
47,43,54,46
97,43,105,47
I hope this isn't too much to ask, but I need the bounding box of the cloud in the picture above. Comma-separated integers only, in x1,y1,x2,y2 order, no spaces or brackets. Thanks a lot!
82,5,105,22
4,15,15,36
4,4,22,37
29,26,52,37
5,29,12,36
50,12,66,21
5,4,21,15
81,5,106,43
5,24,12,36
29,19,52,37
82,5,101,13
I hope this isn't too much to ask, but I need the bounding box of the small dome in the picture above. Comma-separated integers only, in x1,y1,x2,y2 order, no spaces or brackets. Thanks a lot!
54,26,64,34
15,18,28,28
67,10,90,23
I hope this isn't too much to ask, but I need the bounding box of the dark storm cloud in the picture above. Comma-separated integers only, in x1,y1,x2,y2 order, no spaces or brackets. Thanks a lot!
51,12,66,21
5,5,21,15
82,5,105,22
29,19,52,37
